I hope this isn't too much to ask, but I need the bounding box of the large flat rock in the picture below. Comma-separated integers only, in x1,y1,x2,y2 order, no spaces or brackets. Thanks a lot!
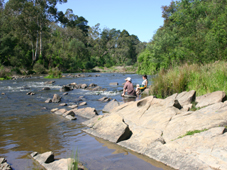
72,107,98,119
84,114,132,143
196,91,226,108
163,102,227,142
102,99,119,113
165,127,227,170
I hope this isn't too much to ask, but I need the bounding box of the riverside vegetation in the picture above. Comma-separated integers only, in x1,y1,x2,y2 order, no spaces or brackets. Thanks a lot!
0,0,146,78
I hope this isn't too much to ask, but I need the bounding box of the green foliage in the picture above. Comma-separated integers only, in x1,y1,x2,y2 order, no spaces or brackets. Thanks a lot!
0,0,145,73
151,62,227,98
0,65,12,79
45,67,62,79
68,149,79,170
138,0,227,74
33,63,46,74
178,129,208,139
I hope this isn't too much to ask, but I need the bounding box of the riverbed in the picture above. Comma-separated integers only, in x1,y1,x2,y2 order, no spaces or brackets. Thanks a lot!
0,73,173,170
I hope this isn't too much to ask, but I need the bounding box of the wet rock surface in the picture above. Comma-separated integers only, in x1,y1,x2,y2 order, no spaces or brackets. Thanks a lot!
0,158,12,170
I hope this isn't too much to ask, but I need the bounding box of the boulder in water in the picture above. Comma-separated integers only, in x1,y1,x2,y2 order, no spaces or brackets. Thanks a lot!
79,102,87,106
45,98,52,103
81,84,88,89
59,103,67,107
109,82,119,86
72,107,98,119
89,83,97,87
42,87,50,90
68,105,78,109
60,85,72,92
52,94,61,103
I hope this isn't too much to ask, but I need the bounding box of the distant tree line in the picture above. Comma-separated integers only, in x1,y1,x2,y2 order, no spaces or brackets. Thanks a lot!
138,0,227,74
0,0,146,73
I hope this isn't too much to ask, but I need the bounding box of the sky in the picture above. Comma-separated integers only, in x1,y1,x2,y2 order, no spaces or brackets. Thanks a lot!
57,0,173,42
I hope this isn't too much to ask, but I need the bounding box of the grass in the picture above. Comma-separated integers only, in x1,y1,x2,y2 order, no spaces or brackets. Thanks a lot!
150,61,227,98
178,129,208,139
68,149,79,170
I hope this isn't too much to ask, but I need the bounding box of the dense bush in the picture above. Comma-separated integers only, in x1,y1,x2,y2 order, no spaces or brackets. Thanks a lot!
151,62,227,98
0,66,12,80
33,63,47,74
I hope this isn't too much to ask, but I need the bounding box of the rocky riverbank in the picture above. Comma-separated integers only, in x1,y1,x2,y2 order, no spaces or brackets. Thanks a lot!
83,90,227,170
92,66,137,73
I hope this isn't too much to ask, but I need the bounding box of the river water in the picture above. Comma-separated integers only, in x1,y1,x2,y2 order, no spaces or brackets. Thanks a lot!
0,73,173,170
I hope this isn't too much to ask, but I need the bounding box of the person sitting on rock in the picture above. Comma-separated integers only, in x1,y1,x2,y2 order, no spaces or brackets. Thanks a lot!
136,75,148,95
122,77,136,96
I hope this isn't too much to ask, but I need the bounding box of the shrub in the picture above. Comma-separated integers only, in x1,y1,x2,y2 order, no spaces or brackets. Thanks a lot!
33,63,46,74
45,67,62,79
0,66,12,80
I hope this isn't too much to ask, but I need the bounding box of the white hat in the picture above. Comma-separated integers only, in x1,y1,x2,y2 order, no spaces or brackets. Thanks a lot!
125,77,132,82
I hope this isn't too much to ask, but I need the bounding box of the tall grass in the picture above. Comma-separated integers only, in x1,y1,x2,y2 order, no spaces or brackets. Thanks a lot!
68,149,79,170
151,61,227,98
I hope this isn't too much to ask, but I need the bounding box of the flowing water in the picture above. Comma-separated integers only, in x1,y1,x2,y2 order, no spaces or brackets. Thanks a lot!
0,73,173,170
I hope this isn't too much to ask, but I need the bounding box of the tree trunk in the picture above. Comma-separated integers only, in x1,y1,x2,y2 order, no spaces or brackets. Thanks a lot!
34,31,38,61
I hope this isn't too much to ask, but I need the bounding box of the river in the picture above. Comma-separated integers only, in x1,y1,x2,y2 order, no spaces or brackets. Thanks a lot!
0,73,173,170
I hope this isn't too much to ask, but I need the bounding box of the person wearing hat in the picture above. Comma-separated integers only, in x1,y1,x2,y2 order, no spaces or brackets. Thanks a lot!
122,77,136,96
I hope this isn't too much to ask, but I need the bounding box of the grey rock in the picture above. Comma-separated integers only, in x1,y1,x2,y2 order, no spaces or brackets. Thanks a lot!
68,105,78,109
91,86,106,91
65,115,77,120
60,85,72,92
75,98,83,102
52,94,61,103
72,107,98,119
0,158,12,170
196,91,226,108
45,98,52,103
31,152,38,157
43,87,50,90
55,109,67,115
176,90,196,106
79,102,87,106
102,99,119,113
163,102,227,142
62,110,75,117
59,103,67,107
33,151,54,163
98,97,108,101
84,114,132,143
51,108,59,113
82,115,104,128
89,83,97,87
109,82,119,86
81,84,88,89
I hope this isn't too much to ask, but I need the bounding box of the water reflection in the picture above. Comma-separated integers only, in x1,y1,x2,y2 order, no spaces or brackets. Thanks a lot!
94,136,175,170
